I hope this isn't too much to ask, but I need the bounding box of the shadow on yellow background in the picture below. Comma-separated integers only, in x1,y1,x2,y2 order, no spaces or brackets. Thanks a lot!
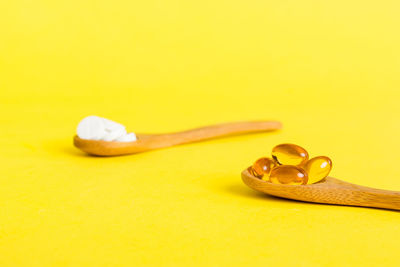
1,0,400,266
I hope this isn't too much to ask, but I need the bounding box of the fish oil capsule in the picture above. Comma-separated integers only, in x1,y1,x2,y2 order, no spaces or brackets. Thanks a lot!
250,157,276,180
269,165,308,185
303,156,332,184
272,144,309,166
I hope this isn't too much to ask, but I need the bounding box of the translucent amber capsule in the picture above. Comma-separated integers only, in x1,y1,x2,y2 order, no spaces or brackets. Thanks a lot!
272,144,309,166
250,157,276,180
303,156,332,184
269,165,308,185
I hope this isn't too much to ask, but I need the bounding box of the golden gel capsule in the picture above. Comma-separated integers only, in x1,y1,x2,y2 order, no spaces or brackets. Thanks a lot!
269,165,308,185
303,156,332,184
271,143,309,166
250,157,276,180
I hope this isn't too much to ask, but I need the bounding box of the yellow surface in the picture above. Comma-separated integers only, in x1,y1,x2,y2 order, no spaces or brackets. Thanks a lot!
1,0,400,266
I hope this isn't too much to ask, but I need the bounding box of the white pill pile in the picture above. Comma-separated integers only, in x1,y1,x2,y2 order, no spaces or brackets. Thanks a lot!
77,116,137,142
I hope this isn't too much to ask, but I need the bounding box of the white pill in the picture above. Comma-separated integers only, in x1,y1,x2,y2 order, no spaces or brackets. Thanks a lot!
103,127,127,141
76,116,137,142
102,117,125,131
116,132,137,142
77,116,104,140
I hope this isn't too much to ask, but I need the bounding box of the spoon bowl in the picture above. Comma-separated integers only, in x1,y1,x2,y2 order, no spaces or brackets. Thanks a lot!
242,167,400,210
74,120,281,156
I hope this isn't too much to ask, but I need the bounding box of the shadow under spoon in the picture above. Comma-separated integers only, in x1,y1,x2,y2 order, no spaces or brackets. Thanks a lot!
242,168,400,210
74,120,281,156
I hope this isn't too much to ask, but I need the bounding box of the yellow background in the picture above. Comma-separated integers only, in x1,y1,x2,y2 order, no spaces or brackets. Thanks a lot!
1,0,400,266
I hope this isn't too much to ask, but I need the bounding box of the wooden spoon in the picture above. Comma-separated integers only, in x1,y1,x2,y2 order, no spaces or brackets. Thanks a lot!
242,167,400,210
74,120,281,156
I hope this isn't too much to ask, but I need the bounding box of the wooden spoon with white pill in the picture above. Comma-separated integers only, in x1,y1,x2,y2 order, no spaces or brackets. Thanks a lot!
242,168,400,210
74,120,282,156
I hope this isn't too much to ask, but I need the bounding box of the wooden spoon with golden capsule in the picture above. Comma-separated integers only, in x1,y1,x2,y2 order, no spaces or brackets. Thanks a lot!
74,120,281,156
241,168,400,210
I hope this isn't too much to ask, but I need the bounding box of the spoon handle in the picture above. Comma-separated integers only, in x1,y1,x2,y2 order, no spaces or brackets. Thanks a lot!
242,169,400,211
298,177,400,210
148,120,282,148
329,179,400,210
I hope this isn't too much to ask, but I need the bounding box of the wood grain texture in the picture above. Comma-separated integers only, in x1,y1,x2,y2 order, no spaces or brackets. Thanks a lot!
74,120,282,156
242,168,400,210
